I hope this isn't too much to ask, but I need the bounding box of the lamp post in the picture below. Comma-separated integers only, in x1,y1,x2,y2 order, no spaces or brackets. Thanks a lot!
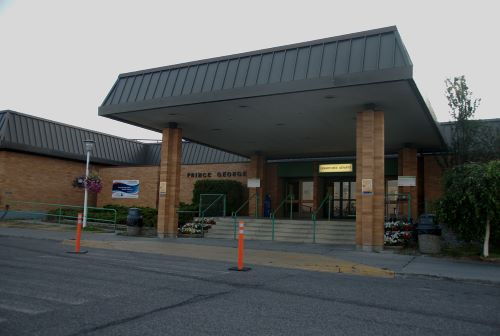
82,139,95,228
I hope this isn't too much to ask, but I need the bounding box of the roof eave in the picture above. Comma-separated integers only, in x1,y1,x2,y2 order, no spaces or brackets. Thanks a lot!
99,66,413,117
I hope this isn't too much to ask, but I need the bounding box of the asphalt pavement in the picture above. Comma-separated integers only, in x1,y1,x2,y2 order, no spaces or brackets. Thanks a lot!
0,232,499,335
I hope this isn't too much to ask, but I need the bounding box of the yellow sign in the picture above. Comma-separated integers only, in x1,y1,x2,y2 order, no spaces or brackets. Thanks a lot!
319,163,353,173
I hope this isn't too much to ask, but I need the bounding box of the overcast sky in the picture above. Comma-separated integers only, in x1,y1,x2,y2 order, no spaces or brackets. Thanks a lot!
1,0,498,140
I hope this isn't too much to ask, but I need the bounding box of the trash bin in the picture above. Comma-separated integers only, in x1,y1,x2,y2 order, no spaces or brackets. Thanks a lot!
126,208,143,236
417,214,441,254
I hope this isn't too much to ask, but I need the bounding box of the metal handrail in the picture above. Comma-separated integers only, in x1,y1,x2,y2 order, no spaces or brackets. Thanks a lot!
199,194,226,237
311,193,332,243
5,200,117,228
231,190,259,240
199,193,227,217
270,193,294,219
269,193,294,241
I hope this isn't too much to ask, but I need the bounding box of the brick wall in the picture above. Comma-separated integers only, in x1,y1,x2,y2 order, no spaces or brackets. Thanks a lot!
0,151,97,209
180,163,250,204
423,155,445,209
95,162,251,209
97,166,160,208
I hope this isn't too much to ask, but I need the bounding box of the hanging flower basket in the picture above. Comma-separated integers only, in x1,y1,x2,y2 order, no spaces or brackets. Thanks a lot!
84,173,103,193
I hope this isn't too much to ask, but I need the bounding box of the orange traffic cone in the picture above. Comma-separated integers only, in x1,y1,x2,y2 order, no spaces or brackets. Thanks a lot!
229,221,251,271
67,213,88,254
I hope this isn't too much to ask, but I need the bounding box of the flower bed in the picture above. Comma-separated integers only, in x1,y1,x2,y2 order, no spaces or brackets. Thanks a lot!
178,218,215,235
384,220,415,246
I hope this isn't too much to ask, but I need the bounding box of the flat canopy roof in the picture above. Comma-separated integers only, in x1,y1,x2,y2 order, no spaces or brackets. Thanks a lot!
99,26,446,159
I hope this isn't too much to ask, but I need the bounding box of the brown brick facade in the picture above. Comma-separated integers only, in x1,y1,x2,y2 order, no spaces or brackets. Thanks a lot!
91,163,251,209
181,163,250,205
157,127,183,237
398,147,419,221
423,155,445,207
1,149,446,230
97,166,160,208
248,154,266,216
355,109,385,251
0,151,97,209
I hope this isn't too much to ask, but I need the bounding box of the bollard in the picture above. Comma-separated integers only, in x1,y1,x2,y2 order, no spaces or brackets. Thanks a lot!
67,213,88,254
228,221,251,271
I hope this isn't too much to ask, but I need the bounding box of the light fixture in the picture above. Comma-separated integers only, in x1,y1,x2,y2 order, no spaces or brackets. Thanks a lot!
83,139,95,153
238,105,248,108
324,95,336,99
82,139,95,228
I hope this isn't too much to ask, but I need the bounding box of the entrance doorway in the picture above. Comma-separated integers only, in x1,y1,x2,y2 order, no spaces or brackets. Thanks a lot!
284,179,314,218
326,179,356,218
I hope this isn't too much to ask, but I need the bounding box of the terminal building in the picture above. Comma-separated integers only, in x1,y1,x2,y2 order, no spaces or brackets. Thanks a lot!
2,27,497,250
98,26,446,251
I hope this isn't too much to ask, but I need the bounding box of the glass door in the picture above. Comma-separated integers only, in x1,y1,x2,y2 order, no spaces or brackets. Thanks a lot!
284,179,314,218
326,180,356,218
300,181,314,217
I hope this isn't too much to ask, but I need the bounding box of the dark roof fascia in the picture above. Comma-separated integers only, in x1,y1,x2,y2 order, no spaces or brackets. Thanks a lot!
181,138,250,164
267,154,399,163
1,141,132,166
2,109,145,147
439,118,500,125
118,26,399,79
407,79,448,151
393,30,413,67
99,66,413,117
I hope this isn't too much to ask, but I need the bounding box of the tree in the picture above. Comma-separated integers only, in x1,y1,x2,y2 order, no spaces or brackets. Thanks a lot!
443,75,482,167
442,75,500,166
436,161,500,257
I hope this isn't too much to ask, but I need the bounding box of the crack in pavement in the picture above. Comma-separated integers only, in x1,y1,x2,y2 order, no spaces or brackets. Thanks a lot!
66,291,232,336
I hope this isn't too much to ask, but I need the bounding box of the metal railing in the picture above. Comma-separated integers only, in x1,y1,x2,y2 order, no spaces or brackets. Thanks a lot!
199,194,226,218
199,194,226,237
3,200,117,228
269,193,294,241
230,191,259,240
311,193,332,243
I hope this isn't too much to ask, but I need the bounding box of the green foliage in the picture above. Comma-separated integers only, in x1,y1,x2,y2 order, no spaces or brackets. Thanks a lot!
178,202,198,226
102,205,157,227
192,179,246,216
443,76,499,166
47,205,158,227
436,161,500,246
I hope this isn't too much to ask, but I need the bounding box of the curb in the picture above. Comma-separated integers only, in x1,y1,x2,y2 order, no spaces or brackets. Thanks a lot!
395,272,500,287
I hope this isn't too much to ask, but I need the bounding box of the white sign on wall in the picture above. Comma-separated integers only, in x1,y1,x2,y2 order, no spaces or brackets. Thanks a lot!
361,179,373,195
247,178,261,188
398,176,416,187
112,180,140,199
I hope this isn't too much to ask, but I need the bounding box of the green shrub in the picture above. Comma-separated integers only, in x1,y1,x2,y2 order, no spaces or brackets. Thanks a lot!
178,202,198,226
436,161,500,249
192,180,246,216
47,205,158,227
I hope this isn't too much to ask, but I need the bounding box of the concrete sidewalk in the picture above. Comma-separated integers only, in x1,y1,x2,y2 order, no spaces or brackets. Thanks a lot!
1,222,499,284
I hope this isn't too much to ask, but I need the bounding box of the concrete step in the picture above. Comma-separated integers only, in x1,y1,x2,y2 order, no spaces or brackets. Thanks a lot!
203,217,355,245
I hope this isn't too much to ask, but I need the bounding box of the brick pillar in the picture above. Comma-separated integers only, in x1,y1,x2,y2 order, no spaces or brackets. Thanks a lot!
157,124,182,238
248,154,266,217
398,147,418,222
356,109,385,252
